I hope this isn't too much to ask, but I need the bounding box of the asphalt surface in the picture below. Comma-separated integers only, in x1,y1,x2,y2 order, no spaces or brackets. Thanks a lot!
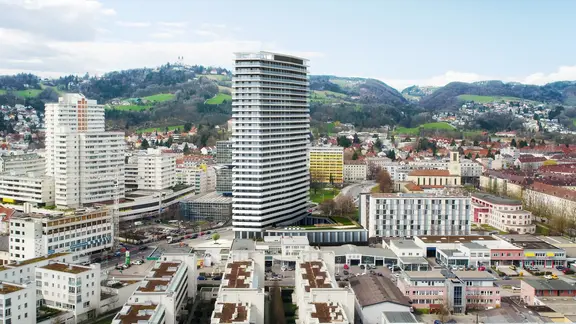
341,181,375,199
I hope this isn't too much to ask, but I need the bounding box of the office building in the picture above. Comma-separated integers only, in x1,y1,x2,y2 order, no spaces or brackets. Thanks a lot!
9,208,112,262
215,165,233,194
360,193,471,238
216,141,233,164
125,148,176,190
397,271,500,313
211,250,266,324
343,160,367,183
45,94,125,208
472,193,535,234
180,192,232,223
294,251,355,324
114,253,197,324
232,52,310,238
309,146,344,184
36,262,101,322
0,282,36,324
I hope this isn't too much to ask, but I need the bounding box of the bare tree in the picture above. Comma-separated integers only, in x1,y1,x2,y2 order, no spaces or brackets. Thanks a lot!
433,298,451,323
367,162,382,180
376,169,393,193
319,199,336,216
335,195,356,215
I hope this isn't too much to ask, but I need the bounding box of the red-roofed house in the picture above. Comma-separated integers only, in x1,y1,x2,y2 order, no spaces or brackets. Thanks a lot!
515,156,547,170
0,206,15,234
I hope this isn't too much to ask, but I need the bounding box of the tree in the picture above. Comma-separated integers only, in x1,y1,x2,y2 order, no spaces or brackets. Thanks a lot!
433,299,451,323
337,136,352,148
511,138,517,147
269,282,287,324
165,136,173,147
376,169,393,193
466,152,472,159
183,143,190,154
212,233,221,242
374,138,383,152
530,138,536,148
367,163,382,181
335,195,356,216
353,133,360,144
450,139,456,146
352,151,359,160
385,150,396,161
184,122,192,132
473,140,479,146
475,153,480,160
141,138,150,150
329,173,334,186
319,199,336,216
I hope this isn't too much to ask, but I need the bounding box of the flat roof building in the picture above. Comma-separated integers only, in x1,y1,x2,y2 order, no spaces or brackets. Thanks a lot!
180,192,232,223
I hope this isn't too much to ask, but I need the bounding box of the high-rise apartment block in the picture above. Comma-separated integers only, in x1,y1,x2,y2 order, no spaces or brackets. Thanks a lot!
45,94,125,208
232,52,311,238
360,193,471,238
125,148,176,190
309,146,344,184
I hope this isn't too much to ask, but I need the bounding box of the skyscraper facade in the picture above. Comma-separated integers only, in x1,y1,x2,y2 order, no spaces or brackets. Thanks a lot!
45,94,125,208
232,52,311,238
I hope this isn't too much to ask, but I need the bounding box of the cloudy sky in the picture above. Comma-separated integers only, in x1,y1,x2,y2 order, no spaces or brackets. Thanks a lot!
1,0,576,90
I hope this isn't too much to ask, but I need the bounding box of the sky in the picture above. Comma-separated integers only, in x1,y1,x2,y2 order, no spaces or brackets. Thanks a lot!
1,0,576,90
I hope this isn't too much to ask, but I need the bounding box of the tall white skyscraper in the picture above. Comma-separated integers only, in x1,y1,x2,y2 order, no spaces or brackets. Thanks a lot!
45,94,125,208
232,52,310,238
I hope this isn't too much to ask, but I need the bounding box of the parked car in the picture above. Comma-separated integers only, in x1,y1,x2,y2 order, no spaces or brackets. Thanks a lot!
509,265,517,271
212,276,222,281
478,266,486,271
197,276,206,280
359,265,365,270
132,260,144,265
343,270,349,276
544,274,558,280
556,265,565,271
138,246,147,251
563,269,575,275
502,276,510,280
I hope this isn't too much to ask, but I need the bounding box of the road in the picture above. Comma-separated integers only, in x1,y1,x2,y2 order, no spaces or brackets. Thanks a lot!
341,181,375,200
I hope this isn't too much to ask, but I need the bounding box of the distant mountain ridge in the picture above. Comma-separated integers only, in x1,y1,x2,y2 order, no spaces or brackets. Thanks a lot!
412,80,576,110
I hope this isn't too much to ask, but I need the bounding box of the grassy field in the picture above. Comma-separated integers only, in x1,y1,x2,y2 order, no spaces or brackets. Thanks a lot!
309,188,340,204
15,89,43,98
395,122,455,135
137,125,184,133
111,105,152,112
458,94,532,103
143,93,174,102
203,74,230,81
311,90,350,103
205,93,232,105
330,216,354,226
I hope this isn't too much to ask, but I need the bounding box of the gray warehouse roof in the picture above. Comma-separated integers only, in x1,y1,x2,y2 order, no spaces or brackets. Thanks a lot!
524,279,576,291
322,244,396,258
187,192,232,204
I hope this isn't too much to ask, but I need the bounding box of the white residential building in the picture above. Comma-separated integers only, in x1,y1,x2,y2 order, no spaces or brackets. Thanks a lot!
360,193,472,238
0,282,36,324
115,253,198,324
343,161,367,183
0,153,45,174
211,250,266,324
36,262,101,323
0,252,73,286
9,208,112,262
0,153,54,205
471,192,535,234
294,251,355,324
232,52,310,238
125,148,176,190
0,174,55,205
45,94,125,208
